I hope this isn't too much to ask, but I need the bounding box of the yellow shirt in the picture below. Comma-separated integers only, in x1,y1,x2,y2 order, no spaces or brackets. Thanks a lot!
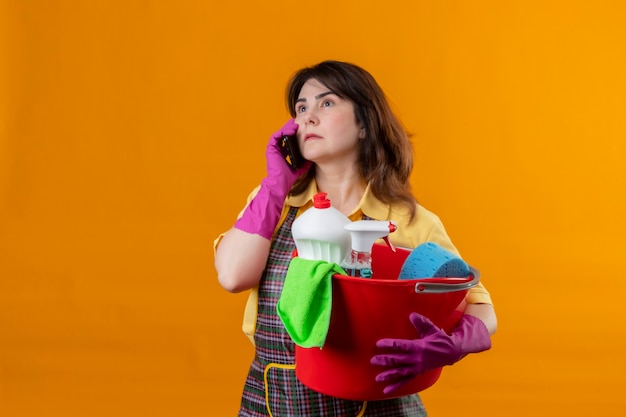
214,180,493,344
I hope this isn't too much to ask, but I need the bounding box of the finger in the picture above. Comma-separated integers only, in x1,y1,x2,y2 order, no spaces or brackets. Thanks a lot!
375,338,419,351
382,375,415,395
370,353,415,367
409,312,440,338
281,119,299,136
374,367,415,383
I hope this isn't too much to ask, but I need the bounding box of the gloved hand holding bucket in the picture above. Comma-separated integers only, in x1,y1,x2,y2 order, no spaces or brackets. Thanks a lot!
370,241,493,395
371,312,492,395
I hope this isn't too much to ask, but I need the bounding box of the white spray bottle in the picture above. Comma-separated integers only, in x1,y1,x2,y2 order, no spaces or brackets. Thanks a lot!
340,220,397,278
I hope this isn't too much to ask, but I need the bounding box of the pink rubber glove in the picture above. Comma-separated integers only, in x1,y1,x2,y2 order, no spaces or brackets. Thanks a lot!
371,313,491,395
234,119,311,239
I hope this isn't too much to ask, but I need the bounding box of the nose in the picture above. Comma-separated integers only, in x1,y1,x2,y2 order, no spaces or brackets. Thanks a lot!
302,109,318,125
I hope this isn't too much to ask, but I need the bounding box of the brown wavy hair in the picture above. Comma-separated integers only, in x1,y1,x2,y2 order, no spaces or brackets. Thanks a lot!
286,60,417,221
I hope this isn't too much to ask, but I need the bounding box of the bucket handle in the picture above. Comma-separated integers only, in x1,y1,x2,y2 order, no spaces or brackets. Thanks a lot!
413,266,481,294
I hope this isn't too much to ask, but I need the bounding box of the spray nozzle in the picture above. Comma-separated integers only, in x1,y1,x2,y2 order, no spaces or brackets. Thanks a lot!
344,220,397,253
384,222,397,252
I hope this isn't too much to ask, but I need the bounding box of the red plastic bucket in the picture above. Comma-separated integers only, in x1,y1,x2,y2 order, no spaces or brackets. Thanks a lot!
294,243,480,401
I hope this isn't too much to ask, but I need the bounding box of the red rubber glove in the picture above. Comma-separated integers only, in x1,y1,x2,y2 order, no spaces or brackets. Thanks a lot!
370,313,491,395
234,119,311,239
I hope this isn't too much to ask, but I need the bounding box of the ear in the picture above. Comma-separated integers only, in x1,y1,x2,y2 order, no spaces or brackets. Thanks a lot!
359,127,366,139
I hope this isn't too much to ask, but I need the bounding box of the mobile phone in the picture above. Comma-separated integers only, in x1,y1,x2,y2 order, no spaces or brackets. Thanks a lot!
279,134,305,170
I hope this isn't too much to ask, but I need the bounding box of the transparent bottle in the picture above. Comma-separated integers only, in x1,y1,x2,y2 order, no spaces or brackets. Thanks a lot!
341,220,397,278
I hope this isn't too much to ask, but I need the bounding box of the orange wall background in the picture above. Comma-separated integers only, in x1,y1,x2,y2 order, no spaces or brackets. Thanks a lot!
1,1,625,416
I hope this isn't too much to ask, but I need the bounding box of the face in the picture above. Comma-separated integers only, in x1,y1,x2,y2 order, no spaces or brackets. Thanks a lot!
294,78,363,166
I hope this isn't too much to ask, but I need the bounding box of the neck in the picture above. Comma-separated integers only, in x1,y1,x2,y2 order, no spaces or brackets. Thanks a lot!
315,165,367,216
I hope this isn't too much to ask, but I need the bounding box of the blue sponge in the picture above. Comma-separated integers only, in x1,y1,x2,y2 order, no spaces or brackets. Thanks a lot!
398,242,469,279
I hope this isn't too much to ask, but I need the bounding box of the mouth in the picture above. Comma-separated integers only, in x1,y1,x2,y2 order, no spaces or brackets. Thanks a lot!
304,133,321,141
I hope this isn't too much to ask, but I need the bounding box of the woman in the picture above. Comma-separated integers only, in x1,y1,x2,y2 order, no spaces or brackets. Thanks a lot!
214,60,497,416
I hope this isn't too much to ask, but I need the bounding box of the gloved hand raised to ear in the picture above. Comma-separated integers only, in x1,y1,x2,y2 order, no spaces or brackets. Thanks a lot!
370,312,492,395
235,119,312,239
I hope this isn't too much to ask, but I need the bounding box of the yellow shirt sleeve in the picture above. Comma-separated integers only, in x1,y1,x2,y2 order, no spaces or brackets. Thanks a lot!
385,204,493,306
419,207,493,305
213,186,293,345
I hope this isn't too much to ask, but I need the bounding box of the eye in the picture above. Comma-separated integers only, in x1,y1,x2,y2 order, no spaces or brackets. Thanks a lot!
296,104,307,113
322,100,334,108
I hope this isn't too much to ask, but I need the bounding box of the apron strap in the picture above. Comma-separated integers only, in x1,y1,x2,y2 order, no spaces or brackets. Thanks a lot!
263,362,368,417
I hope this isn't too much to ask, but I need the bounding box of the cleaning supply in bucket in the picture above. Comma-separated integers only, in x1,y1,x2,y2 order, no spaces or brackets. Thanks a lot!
291,192,351,264
276,258,346,348
398,242,470,279
340,220,397,278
